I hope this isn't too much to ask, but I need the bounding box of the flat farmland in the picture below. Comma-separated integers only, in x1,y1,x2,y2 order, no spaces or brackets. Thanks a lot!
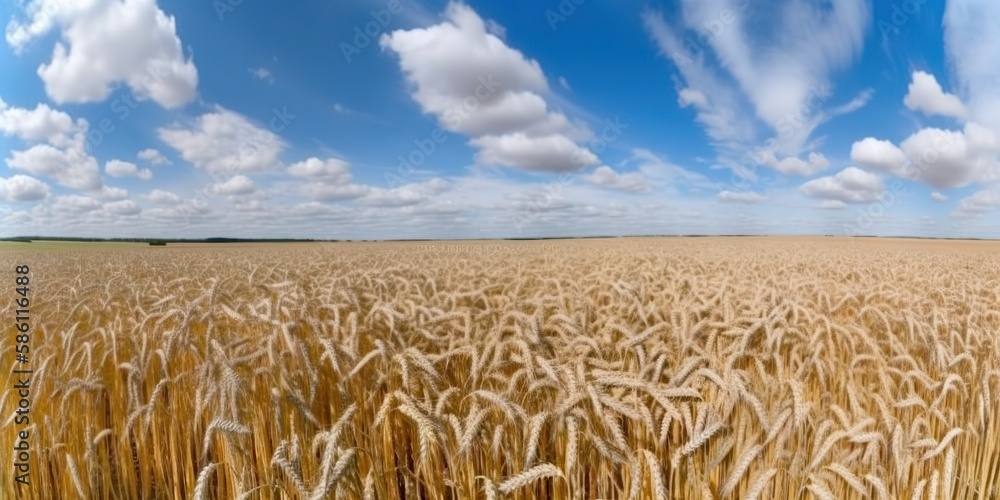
1,237,998,499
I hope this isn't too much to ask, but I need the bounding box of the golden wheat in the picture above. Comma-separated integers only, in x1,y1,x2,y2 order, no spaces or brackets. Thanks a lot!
1,237,998,498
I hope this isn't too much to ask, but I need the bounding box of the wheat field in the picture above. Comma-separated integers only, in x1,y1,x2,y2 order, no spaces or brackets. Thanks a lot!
1,237,998,499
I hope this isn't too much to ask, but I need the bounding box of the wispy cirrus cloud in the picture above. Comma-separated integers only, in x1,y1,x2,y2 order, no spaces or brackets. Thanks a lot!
642,0,871,176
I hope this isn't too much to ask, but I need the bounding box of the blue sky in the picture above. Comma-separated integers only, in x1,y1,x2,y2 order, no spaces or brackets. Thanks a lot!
2,0,999,239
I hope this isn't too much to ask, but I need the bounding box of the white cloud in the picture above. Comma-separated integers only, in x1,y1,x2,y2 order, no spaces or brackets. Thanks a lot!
291,202,336,216
484,18,506,39
301,183,370,202
760,151,831,176
6,139,101,190
290,156,372,201
9,0,198,108
288,157,353,183
630,148,711,187
144,189,182,204
104,199,141,216
585,166,651,193
471,133,597,172
380,2,595,172
53,194,101,213
158,106,285,173
210,175,255,196
359,179,452,207
817,200,846,210
643,0,870,162
836,4,1000,211
1,101,112,191
851,123,1000,189
904,71,967,119
0,100,80,143
800,167,884,203
851,137,908,173
677,88,708,108
953,189,1000,218
944,0,1000,131
105,159,152,180
144,198,208,220
249,67,274,84
0,175,50,202
717,190,767,203
137,148,171,165
361,187,429,207
642,12,757,160
97,186,129,201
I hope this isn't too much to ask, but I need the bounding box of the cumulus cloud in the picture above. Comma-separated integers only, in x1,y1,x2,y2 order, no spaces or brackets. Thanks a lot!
53,194,101,213
105,159,152,180
158,106,285,173
0,100,81,144
289,157,372,201
0,175,50,202
850,137,908,173
210,175,255,196
904,71,967,119
759,151,831,176
585,166,651,193
471,133,597,172
288,157,353,183
144,189,182,204
359,179,452,207
843,5,1000,216
8,0,198,108
361,187,429,207
952,189,1000,218
717,190,767,203
851,123,1000,189
799,167,884,203
96,186,129,201
380,2,596,172
137,148,171,165
0,100,104,194
104,199,141,216
301,183,370,202
6,138,102,190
